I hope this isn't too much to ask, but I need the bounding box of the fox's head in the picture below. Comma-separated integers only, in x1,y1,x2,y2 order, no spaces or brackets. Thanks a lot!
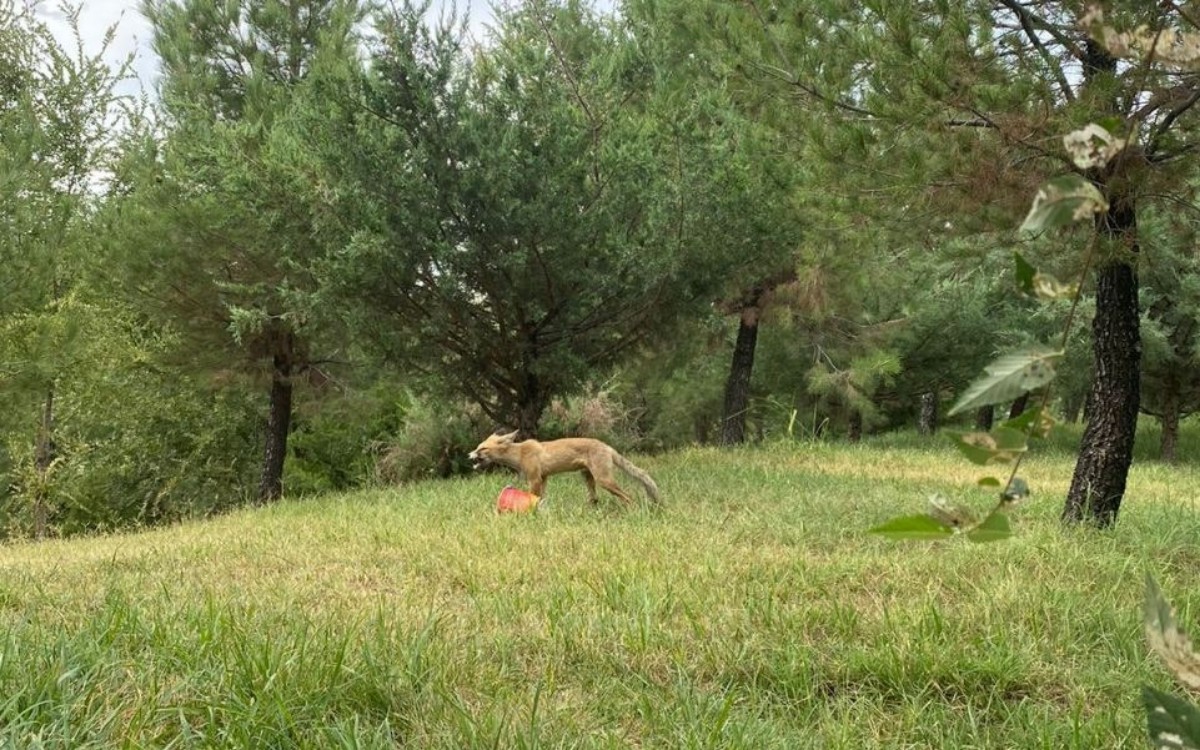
468,429,519,469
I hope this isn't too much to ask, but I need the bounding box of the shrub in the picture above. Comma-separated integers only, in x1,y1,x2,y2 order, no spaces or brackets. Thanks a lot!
374,394,490,484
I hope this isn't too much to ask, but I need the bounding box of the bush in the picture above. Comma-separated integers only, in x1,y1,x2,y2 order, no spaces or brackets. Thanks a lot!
285,380,409,496
541,381,646,447
374,393,490,484
2,372,261,538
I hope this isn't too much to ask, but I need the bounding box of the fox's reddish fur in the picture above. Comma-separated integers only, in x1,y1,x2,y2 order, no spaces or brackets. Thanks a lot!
469,430,660,506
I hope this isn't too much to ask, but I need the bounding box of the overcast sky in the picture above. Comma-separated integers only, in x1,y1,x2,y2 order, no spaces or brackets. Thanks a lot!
35,0,501,98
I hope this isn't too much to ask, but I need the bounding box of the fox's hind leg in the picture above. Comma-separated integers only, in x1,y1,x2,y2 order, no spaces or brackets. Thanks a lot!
597,477,633,506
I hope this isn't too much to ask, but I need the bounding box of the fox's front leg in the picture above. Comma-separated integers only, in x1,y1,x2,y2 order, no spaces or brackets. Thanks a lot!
581,470,598,504
528,472,546,498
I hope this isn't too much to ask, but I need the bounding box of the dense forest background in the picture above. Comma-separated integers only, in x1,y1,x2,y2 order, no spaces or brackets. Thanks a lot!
4,0,1200,537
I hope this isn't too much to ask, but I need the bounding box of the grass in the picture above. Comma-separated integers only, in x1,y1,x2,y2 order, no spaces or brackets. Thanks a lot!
1,432,1198,748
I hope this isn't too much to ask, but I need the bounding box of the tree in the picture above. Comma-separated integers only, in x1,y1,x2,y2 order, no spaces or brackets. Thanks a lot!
0,1,128,535
717,268,796,445
722,0,1200,527
106,0,362,501
325,1,753,435
1140,235,1200,463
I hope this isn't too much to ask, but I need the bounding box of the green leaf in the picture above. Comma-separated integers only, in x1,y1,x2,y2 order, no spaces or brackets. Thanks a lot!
869,514,955,540
1002,476,1031,502
1063,124,1125,169
1031,271,1078,301
1014,252,1036,295
1001,407,1056,439
1019,175,1108,235
949,427,1027,465
1145,575,1200,691
948,347,1064,416
950,431,998,465
966,509,1012,543
928,494,976,529
978,476,1002,488
1142,686,1200,750
1095,116,1124,136
1013,252,1078,301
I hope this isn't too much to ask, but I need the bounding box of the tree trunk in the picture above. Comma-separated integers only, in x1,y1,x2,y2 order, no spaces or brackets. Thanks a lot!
1062,40,1140,527
720,305,760,446
516,398,545,439
974,405,994,431
1082,387,1096,424
33,386,55,538
1063,254,1140,527
258,358,294,503
1008,393,1030,420
1160,410,1179,465
1063,392,1084,424
1160,381,1180,464
917,391,938,435
848,410,863,442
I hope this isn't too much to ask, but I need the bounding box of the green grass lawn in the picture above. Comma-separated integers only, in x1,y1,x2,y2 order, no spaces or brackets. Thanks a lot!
1,435,1198,748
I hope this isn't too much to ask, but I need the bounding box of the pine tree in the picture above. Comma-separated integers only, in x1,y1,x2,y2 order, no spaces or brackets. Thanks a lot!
323,0,756,434
727,0,1200,526
107,0,362,501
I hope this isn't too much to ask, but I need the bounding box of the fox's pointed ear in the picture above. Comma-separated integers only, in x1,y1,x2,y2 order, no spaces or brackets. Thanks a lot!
498,429,519,443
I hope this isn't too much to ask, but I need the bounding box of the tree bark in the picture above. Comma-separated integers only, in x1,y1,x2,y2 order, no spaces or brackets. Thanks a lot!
33,386,55,538
1063,250,1140,526
1063,391,1085,424
974,405,994,431
917,391,938,435
516,397,546,439
258,357,294,503
720,305,760,446
1062,39,1140,527
1160,381,1180,465
1160,410,1179,465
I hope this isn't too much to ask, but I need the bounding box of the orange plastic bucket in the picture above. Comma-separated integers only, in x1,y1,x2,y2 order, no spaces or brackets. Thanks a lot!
496,485,541,514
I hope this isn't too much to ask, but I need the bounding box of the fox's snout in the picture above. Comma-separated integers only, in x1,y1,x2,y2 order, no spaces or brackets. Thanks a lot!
469,431,516,470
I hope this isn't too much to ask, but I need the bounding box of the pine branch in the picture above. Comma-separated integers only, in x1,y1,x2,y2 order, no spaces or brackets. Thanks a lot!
742,0,883,120
1149,86,1200,157
994,0,1076,102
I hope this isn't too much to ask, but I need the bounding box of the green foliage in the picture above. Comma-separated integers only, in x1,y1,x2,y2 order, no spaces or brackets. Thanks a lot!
947,347,1063,417
318,0,780,433
1143,577,1200,749
0,305,260,537
966,508,1012,542
874,250,1061,540
806,349,901,434
1014,251,1078,302
104,0,365,502
1143,687,1200,750
1019,175,1109,236
868,514,954,540
285,380,412,495
373,394,491,484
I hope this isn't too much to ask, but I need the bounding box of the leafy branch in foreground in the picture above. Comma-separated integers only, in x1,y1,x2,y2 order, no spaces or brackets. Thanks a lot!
1143,576,1200,749
869,117,1121,543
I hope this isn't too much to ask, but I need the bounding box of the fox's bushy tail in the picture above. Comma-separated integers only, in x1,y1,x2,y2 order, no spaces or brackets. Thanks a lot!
613,453,660,502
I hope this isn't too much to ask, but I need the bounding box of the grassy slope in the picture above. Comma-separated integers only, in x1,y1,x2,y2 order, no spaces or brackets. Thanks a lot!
1,434,1198,748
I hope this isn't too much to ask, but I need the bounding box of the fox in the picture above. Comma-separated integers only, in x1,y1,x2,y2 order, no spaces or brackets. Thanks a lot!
468,430,660,506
